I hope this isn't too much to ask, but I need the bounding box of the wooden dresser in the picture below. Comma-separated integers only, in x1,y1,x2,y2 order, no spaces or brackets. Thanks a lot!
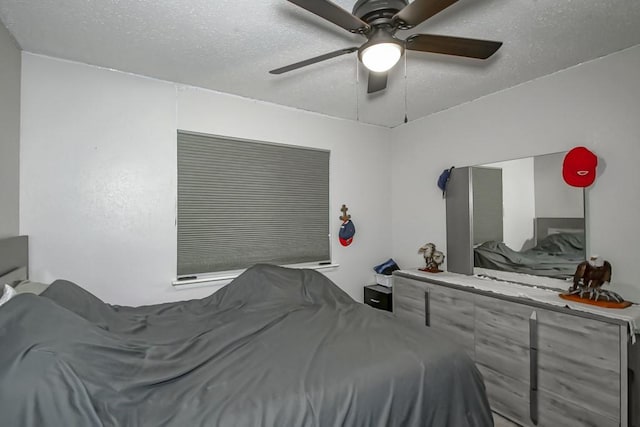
393,270,640,427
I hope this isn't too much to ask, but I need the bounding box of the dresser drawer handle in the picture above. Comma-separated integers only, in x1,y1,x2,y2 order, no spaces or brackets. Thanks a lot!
370,298,380,303
424,291,430,327
529,311,538,425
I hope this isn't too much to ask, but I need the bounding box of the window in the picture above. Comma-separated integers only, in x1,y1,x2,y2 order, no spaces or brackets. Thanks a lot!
177,131,330,276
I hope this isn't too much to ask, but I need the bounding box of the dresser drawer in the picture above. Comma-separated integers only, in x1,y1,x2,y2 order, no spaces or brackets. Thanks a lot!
476,363,531,426
535,308,621,421
475,294,533,381
537,389,618,427
393,276,428,322
427,285,475,357
364,285,392,312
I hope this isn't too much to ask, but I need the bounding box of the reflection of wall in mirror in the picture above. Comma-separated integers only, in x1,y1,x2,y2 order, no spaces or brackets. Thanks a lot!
483,157,536,251
534,153,584,218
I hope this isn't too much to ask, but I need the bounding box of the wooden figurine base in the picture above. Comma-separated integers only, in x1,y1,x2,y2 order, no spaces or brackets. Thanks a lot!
419,268,443,273
559,293,632,309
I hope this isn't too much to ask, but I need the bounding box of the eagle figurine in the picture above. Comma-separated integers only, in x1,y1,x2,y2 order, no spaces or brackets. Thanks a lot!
418,243,445,273
569,255,623,302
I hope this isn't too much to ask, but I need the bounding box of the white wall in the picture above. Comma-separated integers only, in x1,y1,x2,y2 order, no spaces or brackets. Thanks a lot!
0,21,21,238
391,45,640,302
20,53,392,306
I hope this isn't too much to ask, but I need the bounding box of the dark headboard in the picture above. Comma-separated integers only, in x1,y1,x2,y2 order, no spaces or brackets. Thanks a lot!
0,236,29,279
534,217,585,243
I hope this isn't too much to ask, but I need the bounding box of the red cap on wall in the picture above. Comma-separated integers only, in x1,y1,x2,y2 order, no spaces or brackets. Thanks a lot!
562,147,598,188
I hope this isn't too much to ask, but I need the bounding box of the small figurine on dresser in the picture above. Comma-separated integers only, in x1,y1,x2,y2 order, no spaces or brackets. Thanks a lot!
418,243,445,273
560,255,631,308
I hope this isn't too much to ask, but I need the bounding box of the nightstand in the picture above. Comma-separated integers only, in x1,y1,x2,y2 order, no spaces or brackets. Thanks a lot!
363,284,392,312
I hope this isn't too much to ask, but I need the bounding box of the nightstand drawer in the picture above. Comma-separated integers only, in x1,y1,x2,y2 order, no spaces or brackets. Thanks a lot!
364,285,392,312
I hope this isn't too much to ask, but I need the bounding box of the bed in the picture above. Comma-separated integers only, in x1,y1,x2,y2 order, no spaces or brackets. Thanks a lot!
474,217,585,279
0,238,492,427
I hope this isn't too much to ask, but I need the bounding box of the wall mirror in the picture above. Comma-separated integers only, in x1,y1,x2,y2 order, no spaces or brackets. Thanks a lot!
446,152,586,287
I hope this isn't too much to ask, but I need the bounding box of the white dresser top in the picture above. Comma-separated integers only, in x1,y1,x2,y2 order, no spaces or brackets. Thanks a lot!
396,269,640,338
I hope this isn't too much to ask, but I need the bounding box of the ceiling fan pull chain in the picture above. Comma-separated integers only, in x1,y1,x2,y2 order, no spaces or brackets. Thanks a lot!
404,52,408,123
355,57,360,122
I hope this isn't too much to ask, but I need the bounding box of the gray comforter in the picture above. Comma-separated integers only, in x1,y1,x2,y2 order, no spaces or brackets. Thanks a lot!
0,264,492,426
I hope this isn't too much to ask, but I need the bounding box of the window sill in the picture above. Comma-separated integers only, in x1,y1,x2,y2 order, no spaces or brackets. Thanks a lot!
172,263,340,290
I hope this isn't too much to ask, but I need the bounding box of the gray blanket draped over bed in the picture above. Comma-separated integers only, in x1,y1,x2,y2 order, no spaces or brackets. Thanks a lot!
0,264,492,426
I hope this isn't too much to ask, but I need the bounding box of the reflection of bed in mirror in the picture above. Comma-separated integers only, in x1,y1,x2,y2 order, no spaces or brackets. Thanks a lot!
473,217,585,279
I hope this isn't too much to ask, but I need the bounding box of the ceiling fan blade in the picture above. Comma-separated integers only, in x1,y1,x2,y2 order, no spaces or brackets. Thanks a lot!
367,71,388,94
393,0,459,28
286,0,370,33
269,47,358,74
405,34,502,59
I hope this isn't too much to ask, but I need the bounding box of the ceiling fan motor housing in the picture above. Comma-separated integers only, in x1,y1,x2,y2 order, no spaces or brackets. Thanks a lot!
352,0,408,26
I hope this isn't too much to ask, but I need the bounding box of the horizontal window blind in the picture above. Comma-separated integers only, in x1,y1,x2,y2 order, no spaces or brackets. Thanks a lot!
177,131,330,275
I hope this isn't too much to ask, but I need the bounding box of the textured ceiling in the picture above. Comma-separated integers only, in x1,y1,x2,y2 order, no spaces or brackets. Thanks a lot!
1,0,640,127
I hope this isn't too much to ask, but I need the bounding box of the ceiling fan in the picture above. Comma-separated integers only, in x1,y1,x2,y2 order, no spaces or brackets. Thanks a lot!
270,0,503,94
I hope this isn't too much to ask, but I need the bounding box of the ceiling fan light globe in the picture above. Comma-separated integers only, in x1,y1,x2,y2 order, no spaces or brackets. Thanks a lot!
361,43,402,72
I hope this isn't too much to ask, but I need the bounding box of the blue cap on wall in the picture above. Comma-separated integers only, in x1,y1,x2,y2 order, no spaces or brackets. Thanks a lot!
437,166,455,198
339,219,355,246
